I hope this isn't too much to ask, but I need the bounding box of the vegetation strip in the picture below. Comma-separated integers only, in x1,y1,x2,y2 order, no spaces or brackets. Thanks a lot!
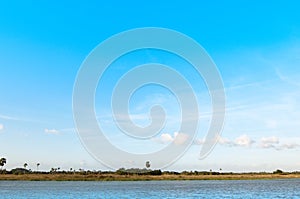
1,172,300,181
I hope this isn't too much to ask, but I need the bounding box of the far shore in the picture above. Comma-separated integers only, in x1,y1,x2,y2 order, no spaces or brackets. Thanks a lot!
1,172,300,181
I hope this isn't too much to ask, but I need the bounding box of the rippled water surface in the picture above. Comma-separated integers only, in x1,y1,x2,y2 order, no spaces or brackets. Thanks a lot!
0,179,299,198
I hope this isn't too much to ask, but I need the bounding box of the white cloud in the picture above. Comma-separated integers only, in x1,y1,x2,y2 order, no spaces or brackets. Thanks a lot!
211,135,299,150
260,136,279,149
193,138,205,145
153,132,189,145
152,133,173,144
194,134,299,151
194,136,232,146
234,134,255,147
0,124,3,131
258,136,300,150
218,136,233,146
194,135,252,148
45,128,60,134
159,133,174,144
173,132,189,145
277,143,300,150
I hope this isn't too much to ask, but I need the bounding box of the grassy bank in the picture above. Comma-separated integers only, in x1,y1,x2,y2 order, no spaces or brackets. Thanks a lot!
1,173,300,181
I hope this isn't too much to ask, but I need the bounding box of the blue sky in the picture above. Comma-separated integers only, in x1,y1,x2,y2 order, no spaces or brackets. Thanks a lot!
1,0,300,172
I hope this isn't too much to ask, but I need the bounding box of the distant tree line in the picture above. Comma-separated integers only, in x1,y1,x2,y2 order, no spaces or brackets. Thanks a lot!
0,158,297,176
116,168,162,175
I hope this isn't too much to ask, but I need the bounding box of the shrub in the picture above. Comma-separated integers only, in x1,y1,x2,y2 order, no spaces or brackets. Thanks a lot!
273,169,283,174
10,168,30,175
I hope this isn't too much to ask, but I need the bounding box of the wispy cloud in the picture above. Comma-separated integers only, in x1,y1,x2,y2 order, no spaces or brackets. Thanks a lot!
0,113,46,123
0,124,4,131
225,81,266,92
259,136,279,149
259,136,300,150
194,135,255,148
44,127,75,135
275,67,300,87
60,128,76,133
192,134,299,151
217,136,232,146
277,143,300,150
0,114,19,121
45,128,60,135
155,132,282,150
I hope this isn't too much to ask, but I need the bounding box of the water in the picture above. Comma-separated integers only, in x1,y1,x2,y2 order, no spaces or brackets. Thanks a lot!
0,179,299,198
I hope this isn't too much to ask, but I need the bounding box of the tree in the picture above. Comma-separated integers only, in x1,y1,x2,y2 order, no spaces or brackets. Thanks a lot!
273,169,283,174
37,163,40,171
24,163,28,169
0,158,7,170
145,161,151,169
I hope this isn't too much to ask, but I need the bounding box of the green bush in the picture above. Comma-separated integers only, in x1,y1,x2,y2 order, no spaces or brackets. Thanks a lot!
273,169,283,174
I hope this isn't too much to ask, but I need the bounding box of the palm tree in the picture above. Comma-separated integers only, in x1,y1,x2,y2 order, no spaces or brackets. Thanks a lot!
24,163,28,169
37,163,40,171
145,161,151,169
0,158,7,170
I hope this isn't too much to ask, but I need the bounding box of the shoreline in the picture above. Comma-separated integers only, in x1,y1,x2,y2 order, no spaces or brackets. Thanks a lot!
1,173,300,181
